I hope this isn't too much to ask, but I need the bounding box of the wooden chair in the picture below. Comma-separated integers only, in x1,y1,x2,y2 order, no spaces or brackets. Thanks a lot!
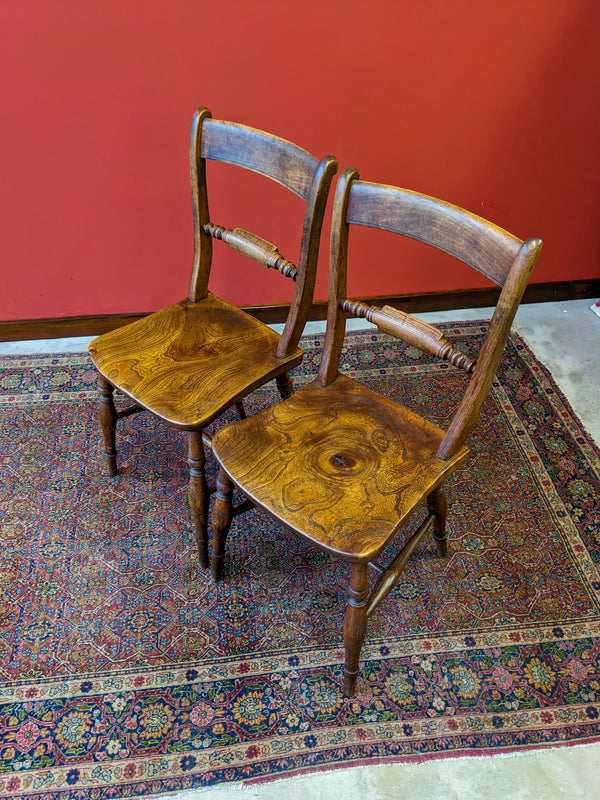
88,108,337,567
210,167,542,696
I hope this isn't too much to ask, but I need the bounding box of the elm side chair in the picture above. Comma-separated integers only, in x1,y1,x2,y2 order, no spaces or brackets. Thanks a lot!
88,108,337,567
210,166,542,696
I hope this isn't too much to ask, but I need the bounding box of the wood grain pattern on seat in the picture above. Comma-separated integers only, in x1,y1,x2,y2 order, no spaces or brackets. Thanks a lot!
89,293,302,430
212,373,469,560
210,166,541,696
87,106,336,569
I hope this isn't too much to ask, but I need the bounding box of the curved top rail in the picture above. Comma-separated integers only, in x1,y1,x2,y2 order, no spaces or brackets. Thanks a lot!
346,180,523,286
201,118,319,200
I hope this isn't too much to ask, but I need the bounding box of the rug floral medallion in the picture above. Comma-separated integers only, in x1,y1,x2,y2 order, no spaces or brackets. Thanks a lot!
0,324,599,799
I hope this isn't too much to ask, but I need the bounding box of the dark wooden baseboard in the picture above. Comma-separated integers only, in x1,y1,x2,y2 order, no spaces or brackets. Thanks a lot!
2,280,599,342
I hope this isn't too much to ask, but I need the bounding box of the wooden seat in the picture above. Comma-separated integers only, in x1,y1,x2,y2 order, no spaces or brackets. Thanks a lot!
210,167,542,696
88,108,337,566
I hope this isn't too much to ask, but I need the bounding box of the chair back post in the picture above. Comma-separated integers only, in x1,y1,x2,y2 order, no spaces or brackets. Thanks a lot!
188,108,213,303
277,154,338,358
317,167,360,386
437,236,542,460
187,108,337,336
318,171,542,458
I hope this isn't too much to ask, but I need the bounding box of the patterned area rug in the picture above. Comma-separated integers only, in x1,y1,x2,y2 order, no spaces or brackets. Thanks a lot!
1,324,599,799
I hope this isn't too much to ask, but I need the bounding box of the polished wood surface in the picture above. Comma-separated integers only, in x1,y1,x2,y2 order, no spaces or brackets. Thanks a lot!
341,300,475,372
346,180,522,285
200,117,319,200
187,108,338,358
212,374,468,560
88,107,337,563
201,224,298,280
211,166,542,695
89,294,303,429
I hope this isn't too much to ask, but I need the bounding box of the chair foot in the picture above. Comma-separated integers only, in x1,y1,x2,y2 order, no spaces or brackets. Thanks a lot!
428,486,448,557
211,467,233,581
276,372,294,400
188,431,210,568
343,563,369,697
343,670,359,697
98,375,118,477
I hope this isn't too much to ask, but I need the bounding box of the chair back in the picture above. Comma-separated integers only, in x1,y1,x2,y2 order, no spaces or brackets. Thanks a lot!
188,108,337,357
318,167,542,458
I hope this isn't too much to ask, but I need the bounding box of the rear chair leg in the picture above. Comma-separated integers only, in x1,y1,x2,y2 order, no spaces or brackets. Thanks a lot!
428,486,448,557
98,375,118,477
343,562,370,697
188,430,210,568
211,467,234,581
276,372,294,400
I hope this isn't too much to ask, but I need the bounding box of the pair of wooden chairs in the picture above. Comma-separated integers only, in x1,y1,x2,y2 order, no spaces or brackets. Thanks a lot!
88,108,542,696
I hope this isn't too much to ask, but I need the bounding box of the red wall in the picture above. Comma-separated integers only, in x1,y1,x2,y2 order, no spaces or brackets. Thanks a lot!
1,1,599,321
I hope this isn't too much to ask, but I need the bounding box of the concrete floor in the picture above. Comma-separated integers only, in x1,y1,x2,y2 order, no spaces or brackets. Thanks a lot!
1,299,599,798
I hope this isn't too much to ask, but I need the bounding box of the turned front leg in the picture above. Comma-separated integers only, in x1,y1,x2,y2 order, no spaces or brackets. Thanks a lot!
188,430,210,568
343,562,370,697
97,375,118,477
428,486,448,557
211,467,234,581
276,372,294,400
